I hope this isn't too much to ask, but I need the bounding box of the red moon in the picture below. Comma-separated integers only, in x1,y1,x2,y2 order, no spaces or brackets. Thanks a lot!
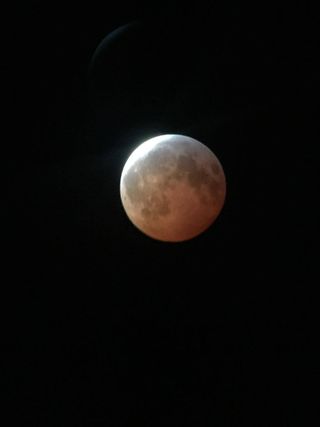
120,134,226,242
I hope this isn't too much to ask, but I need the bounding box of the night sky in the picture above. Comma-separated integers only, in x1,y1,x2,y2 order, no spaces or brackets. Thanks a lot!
5,2,317,426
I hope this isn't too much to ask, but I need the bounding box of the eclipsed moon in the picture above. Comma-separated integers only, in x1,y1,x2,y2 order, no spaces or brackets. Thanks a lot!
120,134,226,242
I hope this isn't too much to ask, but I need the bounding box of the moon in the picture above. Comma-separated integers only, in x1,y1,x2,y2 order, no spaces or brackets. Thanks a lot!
120,134,226,242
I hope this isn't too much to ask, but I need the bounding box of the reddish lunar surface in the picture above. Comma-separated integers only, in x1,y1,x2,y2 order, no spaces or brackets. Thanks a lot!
120,134,226,242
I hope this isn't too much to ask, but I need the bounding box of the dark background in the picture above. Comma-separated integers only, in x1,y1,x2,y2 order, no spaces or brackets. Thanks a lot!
5,2,317,426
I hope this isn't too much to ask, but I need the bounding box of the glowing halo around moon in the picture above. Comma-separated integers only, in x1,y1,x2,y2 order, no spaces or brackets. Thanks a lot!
120,134,226,242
